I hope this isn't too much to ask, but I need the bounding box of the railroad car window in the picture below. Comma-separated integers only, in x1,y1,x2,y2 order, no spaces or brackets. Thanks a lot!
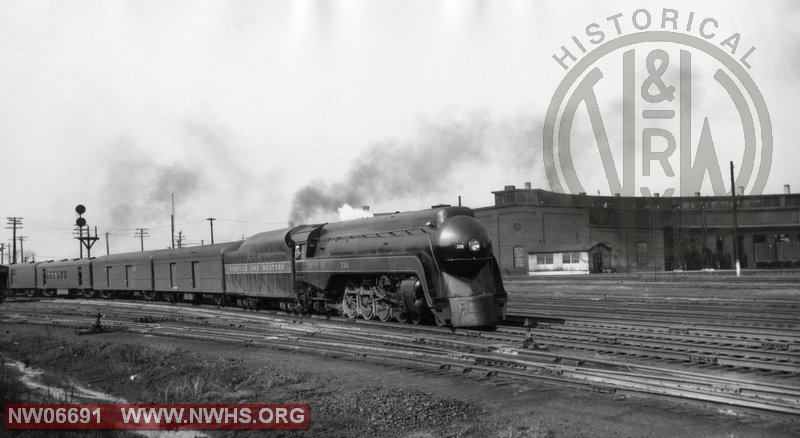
170,263,177,289
78,267,82,286
191,261,198,288
513,246,525,268
42,269,47,286
106,267,111,287
125,265,132,287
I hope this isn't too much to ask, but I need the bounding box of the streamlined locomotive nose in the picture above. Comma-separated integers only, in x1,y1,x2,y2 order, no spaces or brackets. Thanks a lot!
434,215,493,277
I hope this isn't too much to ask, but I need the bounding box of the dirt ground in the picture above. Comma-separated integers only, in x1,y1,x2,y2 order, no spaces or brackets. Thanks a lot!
1,321,797,438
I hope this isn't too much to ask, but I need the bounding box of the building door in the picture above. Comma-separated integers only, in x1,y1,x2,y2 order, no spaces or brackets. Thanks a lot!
592,252,603,273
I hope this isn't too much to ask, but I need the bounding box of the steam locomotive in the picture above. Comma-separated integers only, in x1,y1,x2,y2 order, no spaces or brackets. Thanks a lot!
3,206,507,328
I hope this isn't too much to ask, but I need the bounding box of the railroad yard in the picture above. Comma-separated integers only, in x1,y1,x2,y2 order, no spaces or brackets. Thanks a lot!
1,277,799,437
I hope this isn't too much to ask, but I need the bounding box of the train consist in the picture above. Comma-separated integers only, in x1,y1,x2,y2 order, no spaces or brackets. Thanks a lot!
1,206,507,328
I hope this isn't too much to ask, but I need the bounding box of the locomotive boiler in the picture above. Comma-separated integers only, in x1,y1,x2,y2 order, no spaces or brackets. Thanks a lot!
224,206,506,327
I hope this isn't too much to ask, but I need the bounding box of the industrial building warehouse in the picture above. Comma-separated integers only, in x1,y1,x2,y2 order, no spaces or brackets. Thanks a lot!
475,184,800,276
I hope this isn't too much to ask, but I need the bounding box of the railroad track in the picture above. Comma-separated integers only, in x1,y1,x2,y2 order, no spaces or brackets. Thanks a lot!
1,297,800,426
504,291,800,374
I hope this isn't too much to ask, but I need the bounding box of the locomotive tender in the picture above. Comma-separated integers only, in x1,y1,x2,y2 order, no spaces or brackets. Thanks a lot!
4,206,507,328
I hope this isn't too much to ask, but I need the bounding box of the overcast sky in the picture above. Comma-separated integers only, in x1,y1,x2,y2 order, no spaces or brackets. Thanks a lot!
1,0,798,260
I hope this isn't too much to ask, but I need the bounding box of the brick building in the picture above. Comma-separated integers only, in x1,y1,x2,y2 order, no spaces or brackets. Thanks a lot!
474,183,800,276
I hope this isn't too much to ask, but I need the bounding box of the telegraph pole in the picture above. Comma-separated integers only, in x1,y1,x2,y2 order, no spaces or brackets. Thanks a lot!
73,225,84,258
0,243,4,264
135,228,149,251
18,236,28,263
206,218,216,245
105,232,110,255
5,217,22,264
171,194,175,249
177,231,184,248
730,161,740,277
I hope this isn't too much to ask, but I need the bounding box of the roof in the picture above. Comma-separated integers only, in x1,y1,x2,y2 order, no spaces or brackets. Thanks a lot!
527,241,611,254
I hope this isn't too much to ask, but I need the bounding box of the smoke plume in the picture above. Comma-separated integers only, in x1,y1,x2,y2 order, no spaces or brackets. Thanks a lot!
288,111,541,225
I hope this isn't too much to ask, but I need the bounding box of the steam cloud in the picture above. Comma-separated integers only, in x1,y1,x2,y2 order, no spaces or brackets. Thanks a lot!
338,204,374,221
288,111,541,225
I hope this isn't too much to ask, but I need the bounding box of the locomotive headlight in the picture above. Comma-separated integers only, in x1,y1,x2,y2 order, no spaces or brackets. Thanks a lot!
468,239,481,252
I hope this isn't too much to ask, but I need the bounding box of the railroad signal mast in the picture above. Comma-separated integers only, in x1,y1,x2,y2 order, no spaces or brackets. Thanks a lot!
74,205,99,259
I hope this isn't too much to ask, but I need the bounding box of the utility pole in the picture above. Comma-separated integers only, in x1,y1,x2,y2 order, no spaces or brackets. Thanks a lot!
0,243,4,264
18,236,28,263
177,231,184,248
105,232,110,255
730,161,740,277
206,218,216,245
171,194,175,249
73,225,84,258
5,217,22,264
135,228,149,252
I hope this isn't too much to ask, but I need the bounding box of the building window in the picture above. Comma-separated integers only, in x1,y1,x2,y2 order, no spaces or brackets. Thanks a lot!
563,252,581,264
513,246,525,268
636,241,649,265
536,253,554,265
513,222,522,232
